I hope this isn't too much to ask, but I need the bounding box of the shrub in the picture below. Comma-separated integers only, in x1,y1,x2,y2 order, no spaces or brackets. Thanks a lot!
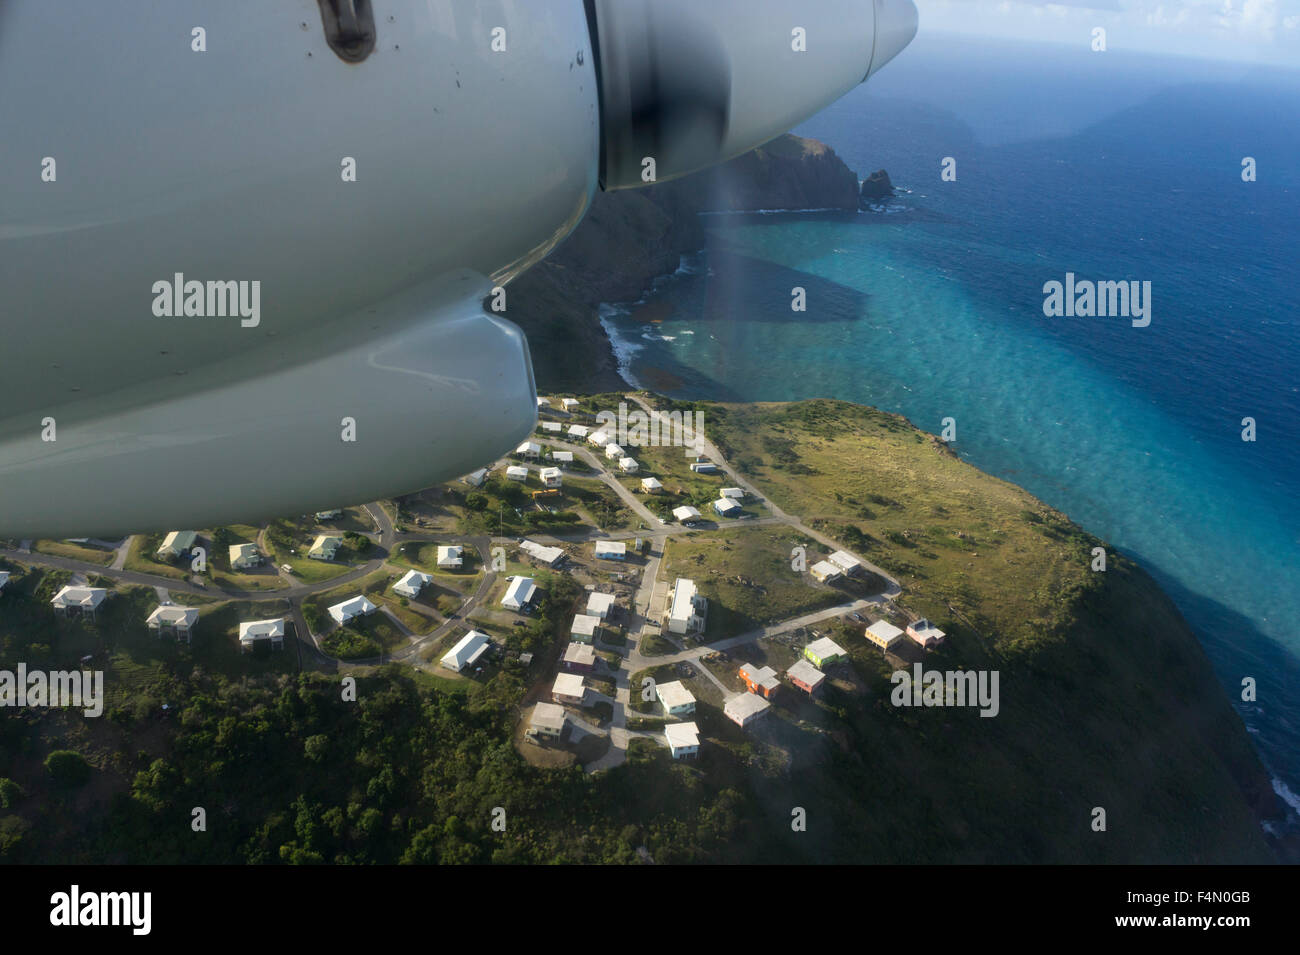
44,750,91,788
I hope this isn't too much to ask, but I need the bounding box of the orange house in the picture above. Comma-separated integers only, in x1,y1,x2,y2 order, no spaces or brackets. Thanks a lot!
739,663,779,699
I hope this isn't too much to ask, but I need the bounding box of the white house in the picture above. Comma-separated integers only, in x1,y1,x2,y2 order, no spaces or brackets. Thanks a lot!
561,398,580,411
551,672,585,705
519,540,564,566
516,440,541,459
314,509,343,520
239,618,285,652
549,450,573,463
529,702,567,739
461,468,488,487
586,591,616,619
441,629,491,672
505,465,529,482
664,578,707,635
156,530,197,561
672,505,702,524
436,545,464,569
393,569,433,599
713,498,742,518
810,560,843,583
539,467,563,488
0,571,10,592
689,461,718,474
50,586,108,617
146,605,199,639
593,540,626,561
664,721,701,759
865,619,905,651
541,421,563,433
501,576,537,611
618,456,639,474
724,693,771,729
569,613,600,644
828,550,865,576
567,424,589,439
656,680,696,716
588,430,612,447
328,594,377,626
720,487,745,500
604,442,624,460
229,543,260,570
641,476,664,493
308,534,342,560
536,397,551,409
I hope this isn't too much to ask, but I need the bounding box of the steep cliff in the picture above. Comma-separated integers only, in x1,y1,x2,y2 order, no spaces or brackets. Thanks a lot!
505,135,860,392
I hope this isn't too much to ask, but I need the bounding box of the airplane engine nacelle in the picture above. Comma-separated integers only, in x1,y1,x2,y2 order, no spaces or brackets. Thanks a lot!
591,0,918,189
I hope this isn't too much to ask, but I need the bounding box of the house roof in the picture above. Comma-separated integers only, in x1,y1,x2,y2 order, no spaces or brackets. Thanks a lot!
539,467,562,480
160,530,197,551
505,465,529,479
437,545,463,561
441,630,490,670
328,595,376,622
563,642,596,666
828,550,864,572
656,680,696,709
586,592,616,616
531,702,566,732
593,541,626,558
51,586,107,609
672,505,701,521
867,620,904,642
721,487,745,498
739,663,779,690
664,721,700,749
239,618,285,641
714,498,742,514
229,543,258,563
567,424,589,437
570,614,600,637
787,658,826,688
668,578,699,622
310,534,341,554
516,441,541,454
810,560,842,578
724,694,770,721
502,576,537,607
394,569,432,594
641,477,663,489
147,605,199,628
519,540,564,565
550,450,573,461
806,636,847,660
552,672,585,698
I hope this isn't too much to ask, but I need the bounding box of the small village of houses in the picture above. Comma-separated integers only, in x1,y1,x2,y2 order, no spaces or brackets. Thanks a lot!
0,392,950,776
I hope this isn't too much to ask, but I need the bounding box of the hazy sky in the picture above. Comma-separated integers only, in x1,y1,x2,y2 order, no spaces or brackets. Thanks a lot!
915,0,1300,65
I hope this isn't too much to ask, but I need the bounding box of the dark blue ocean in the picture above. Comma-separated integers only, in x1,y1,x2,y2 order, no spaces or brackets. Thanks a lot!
604,34,1300,820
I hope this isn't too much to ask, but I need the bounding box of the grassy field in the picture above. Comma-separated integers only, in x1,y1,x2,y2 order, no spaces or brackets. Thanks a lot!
263,517,370,583
123,534,190,580
659,525,842,639
33,540,115,566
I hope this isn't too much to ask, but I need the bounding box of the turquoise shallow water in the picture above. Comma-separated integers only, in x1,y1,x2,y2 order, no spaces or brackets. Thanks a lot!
602,37,1300,819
